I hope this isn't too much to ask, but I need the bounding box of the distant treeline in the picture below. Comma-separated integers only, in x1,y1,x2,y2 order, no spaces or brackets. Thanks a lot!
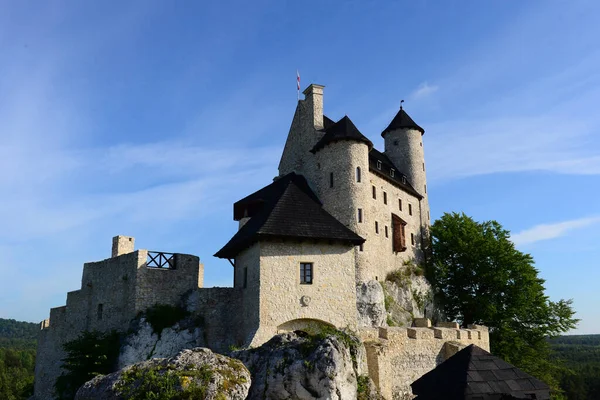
0,318,38,400
549,334,600,399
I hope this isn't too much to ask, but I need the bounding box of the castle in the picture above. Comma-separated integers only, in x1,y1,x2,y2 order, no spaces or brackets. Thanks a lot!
34,84,490,399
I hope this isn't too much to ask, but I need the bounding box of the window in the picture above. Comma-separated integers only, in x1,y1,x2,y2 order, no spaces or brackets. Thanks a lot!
243,267,248,289
359,243,363,252
392,214,407,252
375,221,379,234
411,233,415,246
356,167,361,182
420,141,422,147
423,162,425,171
402,176,406,184
330,172,334,188
390,168,395,177
424,184,427,194
97,304,103,320
357,208,363,223
409,204,413,216
428,211,430,221
383,192,387,204
300,263,313,284
399,199,402,211
372,185,376,199
385,226,388,238
377,160,382,170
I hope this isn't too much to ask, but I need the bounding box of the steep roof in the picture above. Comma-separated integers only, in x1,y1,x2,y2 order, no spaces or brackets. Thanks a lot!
369,148,423,199
215,173,365,259
411,345,550,400
381,108,424,136
311,116,373,153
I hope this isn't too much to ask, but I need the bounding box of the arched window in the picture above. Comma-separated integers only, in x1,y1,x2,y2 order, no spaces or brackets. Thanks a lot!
356,167,361,182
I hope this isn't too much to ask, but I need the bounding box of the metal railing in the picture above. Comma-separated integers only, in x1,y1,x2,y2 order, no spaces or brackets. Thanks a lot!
146,251,176,269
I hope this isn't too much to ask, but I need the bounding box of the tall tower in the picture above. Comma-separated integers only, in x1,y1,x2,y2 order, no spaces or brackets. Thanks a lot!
382,107,430,257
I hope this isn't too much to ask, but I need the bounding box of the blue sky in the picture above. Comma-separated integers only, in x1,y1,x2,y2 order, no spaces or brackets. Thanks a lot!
1,1,599,334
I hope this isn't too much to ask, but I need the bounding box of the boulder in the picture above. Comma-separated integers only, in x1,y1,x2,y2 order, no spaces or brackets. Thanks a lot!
356,280,387,327
233,331,362,400
75,347,250,400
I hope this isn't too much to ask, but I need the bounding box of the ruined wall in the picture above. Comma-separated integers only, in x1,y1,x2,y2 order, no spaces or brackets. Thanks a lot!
135,250,202,313
249,241,357,347
361,321,490,399
34,246,203,400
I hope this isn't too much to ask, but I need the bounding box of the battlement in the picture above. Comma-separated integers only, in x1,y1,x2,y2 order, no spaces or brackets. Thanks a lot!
360,318,490,399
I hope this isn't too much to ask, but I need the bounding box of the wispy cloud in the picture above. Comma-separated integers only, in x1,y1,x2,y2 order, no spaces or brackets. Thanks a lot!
511,216,600,246
411,82,439,100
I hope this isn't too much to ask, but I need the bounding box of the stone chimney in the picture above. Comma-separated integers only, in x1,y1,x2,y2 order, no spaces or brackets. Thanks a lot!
302,84,325,129
112,235,135,258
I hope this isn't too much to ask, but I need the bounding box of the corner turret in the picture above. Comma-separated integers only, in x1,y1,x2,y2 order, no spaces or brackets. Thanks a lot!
382,106,430,236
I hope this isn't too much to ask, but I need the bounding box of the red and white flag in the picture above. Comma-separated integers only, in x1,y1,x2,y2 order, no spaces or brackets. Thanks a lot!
297,70,300,90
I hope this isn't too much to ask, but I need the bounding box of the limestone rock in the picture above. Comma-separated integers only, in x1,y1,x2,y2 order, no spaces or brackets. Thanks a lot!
118,318,205,369
356,280,387,327
384,275,434,327
233,332,360,400
75,347,250,400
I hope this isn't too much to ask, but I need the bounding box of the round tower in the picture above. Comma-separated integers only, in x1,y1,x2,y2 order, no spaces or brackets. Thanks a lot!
382,107,430,257
310,115,372,279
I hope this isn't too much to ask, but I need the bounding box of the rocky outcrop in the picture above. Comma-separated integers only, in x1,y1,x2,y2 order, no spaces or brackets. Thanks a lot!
356,280,387,327
383,270,436,327
233,331,374,400
75,347,250,400
118,318,205,369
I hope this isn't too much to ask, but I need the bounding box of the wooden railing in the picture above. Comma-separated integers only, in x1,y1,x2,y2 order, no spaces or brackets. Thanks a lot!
146,251,175,269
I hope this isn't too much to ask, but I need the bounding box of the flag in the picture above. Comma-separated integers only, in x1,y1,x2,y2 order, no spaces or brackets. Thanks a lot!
297,70,300,91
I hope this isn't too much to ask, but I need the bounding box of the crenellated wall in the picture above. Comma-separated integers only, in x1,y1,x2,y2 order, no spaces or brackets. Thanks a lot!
360,319,490,399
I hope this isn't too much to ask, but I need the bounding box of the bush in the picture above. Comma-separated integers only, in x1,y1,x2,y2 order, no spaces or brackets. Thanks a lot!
55,330,121,400
144,304,190,336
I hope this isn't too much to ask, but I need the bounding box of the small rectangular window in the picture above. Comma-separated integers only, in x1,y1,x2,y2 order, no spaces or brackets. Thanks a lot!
359,243,363,252
411,233,415,246
385,226,388,238
409,204,413,216
243,267,248,289
372,186,376,199
330,172,334,188
377,160,382,170
300,263,313,284
356,167,361,182
424,184,427,193
423,162,425,171
97,304,103,321
375,221,379,234
383,192,387,204
390,168,395,177
357,208,363,223
399,199,402,211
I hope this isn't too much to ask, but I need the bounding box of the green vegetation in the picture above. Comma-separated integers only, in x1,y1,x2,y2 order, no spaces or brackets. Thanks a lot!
549,335,600,400
144,304,190,336
0,318,37,400
116,358,246,400
55,330,121,400
386,261,424,288
427,212,579,394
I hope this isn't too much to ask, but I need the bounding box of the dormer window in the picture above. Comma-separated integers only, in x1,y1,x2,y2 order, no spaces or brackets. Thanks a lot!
402,176,406,184
390,169,395,177
377,160,382,170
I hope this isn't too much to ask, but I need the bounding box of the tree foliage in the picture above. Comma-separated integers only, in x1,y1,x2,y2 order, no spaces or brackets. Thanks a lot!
427,212,579,390
55,330,121,400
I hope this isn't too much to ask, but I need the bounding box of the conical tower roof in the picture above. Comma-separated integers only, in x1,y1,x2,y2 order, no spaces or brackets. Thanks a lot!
381,108,424,136
311,115,373,153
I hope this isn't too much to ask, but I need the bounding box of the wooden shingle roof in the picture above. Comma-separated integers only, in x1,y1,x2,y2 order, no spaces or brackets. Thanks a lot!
382,108,424,135
311,115,373,153
214,173,365,259
411,345,550,400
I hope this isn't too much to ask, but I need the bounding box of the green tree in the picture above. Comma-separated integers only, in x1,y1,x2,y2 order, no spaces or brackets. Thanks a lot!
427,212,578,391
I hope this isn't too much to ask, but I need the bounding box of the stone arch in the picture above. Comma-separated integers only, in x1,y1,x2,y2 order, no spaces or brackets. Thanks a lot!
277,318,335,335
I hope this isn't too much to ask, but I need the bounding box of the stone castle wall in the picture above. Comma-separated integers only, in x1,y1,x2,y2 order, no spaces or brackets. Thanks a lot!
248,241,358,347
360,321,490,399
34,240,203,400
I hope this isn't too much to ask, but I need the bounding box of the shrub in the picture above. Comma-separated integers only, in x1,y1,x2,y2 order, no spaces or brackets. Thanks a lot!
144,304,190,336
